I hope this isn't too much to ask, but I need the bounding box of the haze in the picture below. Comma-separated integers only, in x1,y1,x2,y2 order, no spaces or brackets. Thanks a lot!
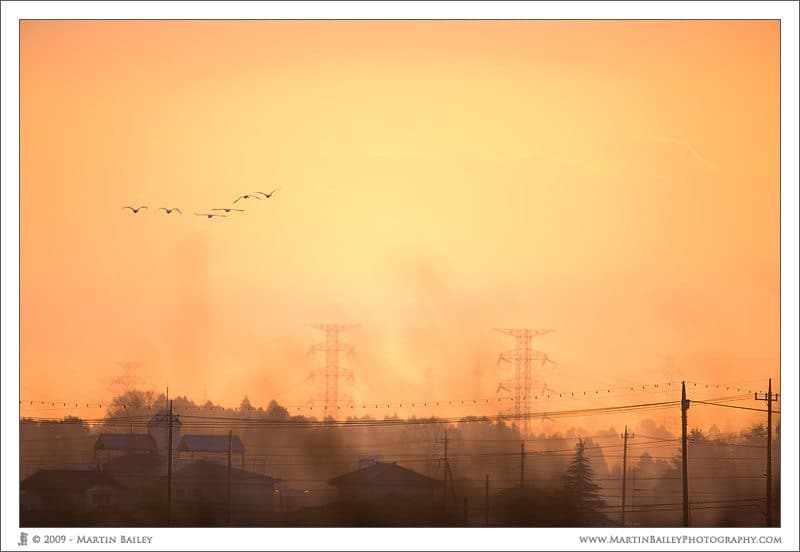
20,20,779,432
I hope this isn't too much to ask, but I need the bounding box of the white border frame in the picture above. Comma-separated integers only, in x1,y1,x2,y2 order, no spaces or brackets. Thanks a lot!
2,2,797,551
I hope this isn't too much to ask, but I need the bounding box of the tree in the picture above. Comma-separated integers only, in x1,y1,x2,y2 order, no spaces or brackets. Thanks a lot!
689,427,708,443
102,390,160,435
564,438,610,526
20,416,94,478
265,400,289,419
240,396,253,415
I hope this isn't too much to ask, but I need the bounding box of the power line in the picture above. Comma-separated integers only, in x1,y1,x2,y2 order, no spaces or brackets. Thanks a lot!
692,400,780,414
18,380,762,413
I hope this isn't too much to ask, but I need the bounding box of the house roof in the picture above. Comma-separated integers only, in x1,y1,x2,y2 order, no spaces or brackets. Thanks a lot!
94,433,157,452
175,460,277,485
22,469,125,493
178,434,244,454
329,462,441,488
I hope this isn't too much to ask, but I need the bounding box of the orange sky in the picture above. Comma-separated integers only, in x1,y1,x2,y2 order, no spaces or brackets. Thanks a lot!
20,20,779,432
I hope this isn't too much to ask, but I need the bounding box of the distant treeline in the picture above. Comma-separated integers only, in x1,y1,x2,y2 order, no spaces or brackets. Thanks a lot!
20,390,780,527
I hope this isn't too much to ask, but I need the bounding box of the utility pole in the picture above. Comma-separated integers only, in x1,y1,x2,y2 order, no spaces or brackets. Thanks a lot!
227,430,233,526
520,442,525,500
485,474,490,526
681,381,690,527
755,378,779,527
167,399,173,526
631,465,636,521
443,430,449,511
620,426,635,527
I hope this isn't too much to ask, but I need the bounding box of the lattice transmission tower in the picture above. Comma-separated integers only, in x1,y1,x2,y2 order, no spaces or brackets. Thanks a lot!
307,324,357,416
495,328,555,436
109,361,145,395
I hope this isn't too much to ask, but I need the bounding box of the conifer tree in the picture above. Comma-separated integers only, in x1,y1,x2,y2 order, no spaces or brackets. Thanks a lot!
564,438,610,525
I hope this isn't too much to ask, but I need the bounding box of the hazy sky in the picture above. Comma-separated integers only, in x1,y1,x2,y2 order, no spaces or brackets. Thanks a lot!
20,20,779,431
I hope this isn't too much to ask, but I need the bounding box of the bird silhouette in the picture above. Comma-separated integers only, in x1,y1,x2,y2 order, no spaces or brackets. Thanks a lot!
212,208,245,213
122,206,147,213
159,207,182,215
233,194,261,204
256,188,280,199
194,213,228,219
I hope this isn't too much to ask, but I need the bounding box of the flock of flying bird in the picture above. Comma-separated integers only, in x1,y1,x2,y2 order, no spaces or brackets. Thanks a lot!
122,188,280,218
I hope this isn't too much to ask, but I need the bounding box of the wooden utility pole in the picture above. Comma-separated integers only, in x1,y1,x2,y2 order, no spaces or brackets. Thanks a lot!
755,378,779,527
227,430,233,526
520,442,526,500
681,381,690,527
443,430,449,511
167,400,173,526
485,474,490,526
620,425,634,527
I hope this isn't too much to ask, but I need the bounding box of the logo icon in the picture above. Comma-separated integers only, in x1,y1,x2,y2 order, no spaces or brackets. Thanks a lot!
18,532,28,546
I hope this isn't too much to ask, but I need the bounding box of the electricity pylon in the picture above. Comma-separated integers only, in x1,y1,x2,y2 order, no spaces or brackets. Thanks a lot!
109,361,145,395
495,328,554,436
307,324,357,416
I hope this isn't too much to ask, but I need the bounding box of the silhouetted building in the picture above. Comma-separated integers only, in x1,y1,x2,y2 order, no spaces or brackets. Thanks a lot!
177,434,245,468
289,462,450,526
91,410,181,468
94,433,158,465
328,461,441,504
172,460,280,525
99,452,173,523
20,469,133,526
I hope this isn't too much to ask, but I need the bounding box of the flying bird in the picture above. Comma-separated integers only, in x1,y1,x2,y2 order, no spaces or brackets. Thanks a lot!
122,206,147,213
194,213,228,219
159,207,182,214
233,194,261,204
256,188,280,199
212,208,245,213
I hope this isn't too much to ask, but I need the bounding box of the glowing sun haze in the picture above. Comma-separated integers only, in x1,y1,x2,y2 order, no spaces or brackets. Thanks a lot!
20,20,779,430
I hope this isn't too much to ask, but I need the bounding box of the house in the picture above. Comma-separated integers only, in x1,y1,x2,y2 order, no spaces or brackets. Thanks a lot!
20,469,132,526
93,409,181,468
328,461,441,504
289,462,450,526
172,460,279,526
99,452,172,523
177,434,246,468
100,452,206,523
96,451,280,526
94,433,157,465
